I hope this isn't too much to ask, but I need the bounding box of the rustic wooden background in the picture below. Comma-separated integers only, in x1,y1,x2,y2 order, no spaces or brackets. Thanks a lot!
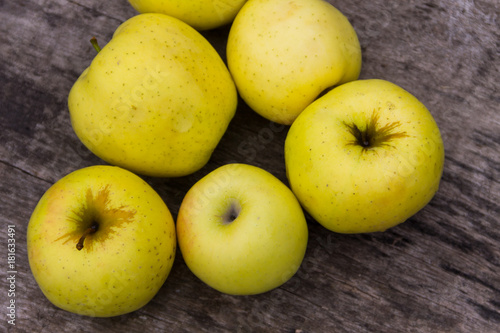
1,0,499,332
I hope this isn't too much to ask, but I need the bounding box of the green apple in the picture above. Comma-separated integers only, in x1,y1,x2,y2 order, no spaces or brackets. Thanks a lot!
68,14,237,177
227,0,361,125
127,0,247,30
27,165,176,317
285,79,445,233
177,163,308,295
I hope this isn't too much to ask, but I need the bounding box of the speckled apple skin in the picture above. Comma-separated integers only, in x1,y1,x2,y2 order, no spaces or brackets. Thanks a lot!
285,79,445,233
227,0,361,125
128,0,247,30
27,165,176,317
177,163,309,295
68,14,237,177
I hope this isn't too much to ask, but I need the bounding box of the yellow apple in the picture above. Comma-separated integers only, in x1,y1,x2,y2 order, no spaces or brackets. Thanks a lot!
285,79,445,233
177,163,308,295
227,0,361,125
68,14,237,177
27,165,177,317
127,0,247,30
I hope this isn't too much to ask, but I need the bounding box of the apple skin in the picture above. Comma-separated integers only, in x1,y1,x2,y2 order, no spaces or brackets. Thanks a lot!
177,163,308,295
68,14,237,177
285,79,445,233
227,0,361,125
128,0,247,30
27,165,176,317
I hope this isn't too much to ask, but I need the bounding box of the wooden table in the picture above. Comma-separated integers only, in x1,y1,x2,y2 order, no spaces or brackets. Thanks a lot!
1,0,499,332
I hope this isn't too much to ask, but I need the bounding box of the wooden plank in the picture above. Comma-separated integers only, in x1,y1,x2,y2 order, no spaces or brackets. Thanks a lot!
1,0,499,332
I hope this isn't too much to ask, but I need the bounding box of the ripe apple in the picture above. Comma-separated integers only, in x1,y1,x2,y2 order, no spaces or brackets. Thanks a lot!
127,0,247,30
227,0,361,125
27,165,177,317
177,163,308,295
285,79,445,233
68,13,237,177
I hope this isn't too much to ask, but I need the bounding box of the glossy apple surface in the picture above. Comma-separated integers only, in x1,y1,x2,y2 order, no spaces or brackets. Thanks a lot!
27,165,176,317
68,14,237,177
285,79,445,233
227,0,361,124
177,163,308,295
128,0,247,30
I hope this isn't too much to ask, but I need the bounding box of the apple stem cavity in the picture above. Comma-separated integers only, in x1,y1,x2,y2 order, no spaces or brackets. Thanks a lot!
344,111,408,150
90,37,101,53
222,200,242,225
350,124,371,147
76,222,99,251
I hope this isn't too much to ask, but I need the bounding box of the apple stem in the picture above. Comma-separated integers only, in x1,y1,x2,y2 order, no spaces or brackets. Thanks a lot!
76,223,98,251
90,37,101,53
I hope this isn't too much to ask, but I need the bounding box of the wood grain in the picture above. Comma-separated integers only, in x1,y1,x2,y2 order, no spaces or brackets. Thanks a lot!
1,0,499,332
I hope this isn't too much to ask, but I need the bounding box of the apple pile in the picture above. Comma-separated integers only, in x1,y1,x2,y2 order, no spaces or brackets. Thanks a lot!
27,0,444,318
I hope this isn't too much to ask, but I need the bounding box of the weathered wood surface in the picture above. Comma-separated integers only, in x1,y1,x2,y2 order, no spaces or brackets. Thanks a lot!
1,0,499,332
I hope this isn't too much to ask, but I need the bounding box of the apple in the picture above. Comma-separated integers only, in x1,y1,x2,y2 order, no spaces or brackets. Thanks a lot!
226,0,361,125
68,13,237,177
176,163,308,295
285,79,445,233
27,165,177,317
127,0,247,30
